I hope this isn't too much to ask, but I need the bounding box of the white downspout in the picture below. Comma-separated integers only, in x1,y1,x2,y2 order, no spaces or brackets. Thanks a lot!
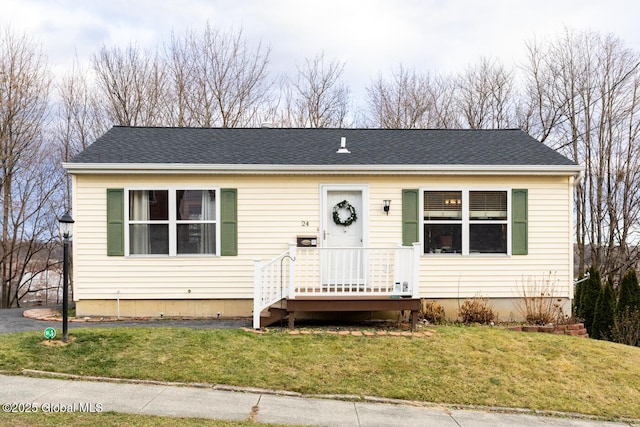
570,167,585,314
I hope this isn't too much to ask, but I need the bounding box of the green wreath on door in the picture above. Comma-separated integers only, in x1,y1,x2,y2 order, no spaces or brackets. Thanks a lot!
332,200,357,227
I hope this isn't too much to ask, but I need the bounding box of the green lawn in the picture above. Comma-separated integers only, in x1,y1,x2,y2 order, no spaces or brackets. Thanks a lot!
0,326,639,420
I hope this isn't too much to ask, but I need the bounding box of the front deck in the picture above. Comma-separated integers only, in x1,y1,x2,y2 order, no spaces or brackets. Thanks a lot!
253,243,422,329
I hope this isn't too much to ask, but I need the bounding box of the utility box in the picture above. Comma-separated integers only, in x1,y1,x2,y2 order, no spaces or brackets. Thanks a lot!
297,236,318,247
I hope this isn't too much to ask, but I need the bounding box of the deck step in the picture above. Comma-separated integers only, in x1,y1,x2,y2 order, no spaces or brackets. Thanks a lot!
260,306,289,328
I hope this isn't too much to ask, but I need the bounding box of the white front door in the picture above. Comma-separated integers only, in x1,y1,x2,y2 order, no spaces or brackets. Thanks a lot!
322,186,367,287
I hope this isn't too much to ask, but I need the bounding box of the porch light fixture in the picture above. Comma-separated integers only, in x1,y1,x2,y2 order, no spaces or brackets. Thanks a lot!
383,199,391,215
58,211,74,343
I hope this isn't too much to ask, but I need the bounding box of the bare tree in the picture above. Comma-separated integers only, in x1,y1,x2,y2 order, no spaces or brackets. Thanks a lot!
366,64,458,128
164,24,273,127
92,43,168,126
279,53,350,127
55,59,108,206
455,57,516,129
429,75,460,128
8,140,64,307
163,31,197,127
523,29,640,278
0,28,62,308
517,38,566,142
367,64,432,128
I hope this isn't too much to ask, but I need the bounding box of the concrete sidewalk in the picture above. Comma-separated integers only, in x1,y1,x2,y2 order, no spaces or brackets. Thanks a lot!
0,373,634,426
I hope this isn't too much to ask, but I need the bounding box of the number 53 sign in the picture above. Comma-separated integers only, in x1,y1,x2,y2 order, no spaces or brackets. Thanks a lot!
44,327,57,340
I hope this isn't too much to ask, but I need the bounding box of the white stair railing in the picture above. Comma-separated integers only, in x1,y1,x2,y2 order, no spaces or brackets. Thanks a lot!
253,243,296,329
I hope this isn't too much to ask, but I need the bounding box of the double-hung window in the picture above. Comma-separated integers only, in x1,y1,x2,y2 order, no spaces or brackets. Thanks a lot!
127,189,218,256
423,189,509,255
424,191,463,254
468,191,507,253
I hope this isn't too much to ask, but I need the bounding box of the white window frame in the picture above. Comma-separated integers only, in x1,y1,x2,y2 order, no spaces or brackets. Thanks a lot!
420,187,511,256
124,187,221,257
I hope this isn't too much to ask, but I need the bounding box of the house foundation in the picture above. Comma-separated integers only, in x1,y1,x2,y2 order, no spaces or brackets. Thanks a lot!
75,299,253,319
76,296,573,324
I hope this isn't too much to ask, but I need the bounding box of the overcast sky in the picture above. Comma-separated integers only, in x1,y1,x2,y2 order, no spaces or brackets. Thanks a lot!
3,0,640,103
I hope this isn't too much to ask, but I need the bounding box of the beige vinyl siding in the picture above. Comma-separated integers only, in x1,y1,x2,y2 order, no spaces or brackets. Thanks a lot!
71,173,574,303
73,174,322,301
414,175,573,300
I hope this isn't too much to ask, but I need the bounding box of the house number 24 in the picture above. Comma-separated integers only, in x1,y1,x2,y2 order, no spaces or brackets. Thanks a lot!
301,221,309,227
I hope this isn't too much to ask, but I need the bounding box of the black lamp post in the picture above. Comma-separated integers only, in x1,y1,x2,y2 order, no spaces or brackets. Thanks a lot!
59,211,74,343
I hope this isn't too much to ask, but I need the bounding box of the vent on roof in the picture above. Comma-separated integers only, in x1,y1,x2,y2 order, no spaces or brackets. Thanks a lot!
336,136,350,154
261,121,273,128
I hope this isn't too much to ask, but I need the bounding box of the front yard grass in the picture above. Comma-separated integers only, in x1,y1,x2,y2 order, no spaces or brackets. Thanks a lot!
0,325,639,420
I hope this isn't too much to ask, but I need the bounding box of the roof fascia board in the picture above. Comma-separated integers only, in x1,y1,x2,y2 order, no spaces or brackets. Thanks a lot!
63,162,584,176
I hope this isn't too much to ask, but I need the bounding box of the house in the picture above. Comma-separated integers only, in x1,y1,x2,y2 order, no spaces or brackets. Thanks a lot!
63,127,582,328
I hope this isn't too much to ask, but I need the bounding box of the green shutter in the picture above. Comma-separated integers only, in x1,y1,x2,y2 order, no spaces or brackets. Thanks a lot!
220,188,238,256
512,189,528,255
402,189,419,246
106,189,124,256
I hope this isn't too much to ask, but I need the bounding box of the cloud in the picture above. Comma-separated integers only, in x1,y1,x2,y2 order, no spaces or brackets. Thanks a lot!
3,0,640,101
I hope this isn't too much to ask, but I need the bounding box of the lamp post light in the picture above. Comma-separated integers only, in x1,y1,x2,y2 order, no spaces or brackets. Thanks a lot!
59,211,74,343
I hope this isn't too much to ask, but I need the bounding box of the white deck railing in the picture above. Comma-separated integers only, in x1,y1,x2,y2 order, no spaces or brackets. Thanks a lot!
253,243,421,329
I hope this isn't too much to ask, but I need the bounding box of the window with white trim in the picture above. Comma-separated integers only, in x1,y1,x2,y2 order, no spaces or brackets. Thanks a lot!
423,189,509,255
127,189,218,255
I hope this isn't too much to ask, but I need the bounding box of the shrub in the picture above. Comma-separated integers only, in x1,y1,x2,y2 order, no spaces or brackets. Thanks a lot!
591,277,616,340
514,271,565,325
610,308,640,347
458,295,495,324
421,300,445,324
617,269,640,316
580,266,602,334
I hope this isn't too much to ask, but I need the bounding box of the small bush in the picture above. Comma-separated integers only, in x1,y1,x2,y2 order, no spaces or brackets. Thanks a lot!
617,269,640,316
610,308,640,347
458,295,495,324
421,300,445,324
514,272,565,325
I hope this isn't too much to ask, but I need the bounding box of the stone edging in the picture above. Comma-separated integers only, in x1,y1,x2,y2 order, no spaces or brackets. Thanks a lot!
241,327,436,337
509,323,589,338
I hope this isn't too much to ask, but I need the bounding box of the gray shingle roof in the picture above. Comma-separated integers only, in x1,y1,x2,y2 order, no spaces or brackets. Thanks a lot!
68,127,577,168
